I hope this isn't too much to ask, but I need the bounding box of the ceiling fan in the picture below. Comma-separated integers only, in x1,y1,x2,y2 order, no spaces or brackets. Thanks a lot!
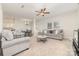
35,8,50,16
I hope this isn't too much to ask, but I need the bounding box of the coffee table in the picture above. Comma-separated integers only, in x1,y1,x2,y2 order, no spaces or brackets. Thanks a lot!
37,35,47,43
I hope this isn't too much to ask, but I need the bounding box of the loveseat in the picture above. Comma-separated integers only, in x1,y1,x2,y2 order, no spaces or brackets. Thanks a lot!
0,30,30,56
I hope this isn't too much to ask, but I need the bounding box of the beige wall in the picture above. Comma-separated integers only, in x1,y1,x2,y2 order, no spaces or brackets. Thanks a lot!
3,16,15,28
0,4,3,32
3,16,33,31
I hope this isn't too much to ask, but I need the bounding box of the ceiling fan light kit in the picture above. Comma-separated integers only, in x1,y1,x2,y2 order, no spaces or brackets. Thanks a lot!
35,8,50,16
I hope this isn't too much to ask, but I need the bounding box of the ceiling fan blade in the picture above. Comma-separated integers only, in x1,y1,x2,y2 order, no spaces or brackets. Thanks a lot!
35,8,50,16
35,11,38,12
35,11,40,13
41,9,44,12
42,15,44,16
44,12,50,14
44,8,46,11
36,14,40,16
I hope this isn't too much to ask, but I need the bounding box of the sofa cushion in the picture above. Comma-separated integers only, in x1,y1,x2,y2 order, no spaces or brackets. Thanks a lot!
1,37,6,41
55,29,63,35
2,37,30,49
2,30,13,41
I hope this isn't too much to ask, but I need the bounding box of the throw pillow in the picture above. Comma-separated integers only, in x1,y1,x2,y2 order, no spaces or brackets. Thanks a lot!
2,30,13,41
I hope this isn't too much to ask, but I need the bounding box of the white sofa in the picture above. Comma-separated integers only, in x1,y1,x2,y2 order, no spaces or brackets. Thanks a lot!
38,29,64,40
1,30,30,56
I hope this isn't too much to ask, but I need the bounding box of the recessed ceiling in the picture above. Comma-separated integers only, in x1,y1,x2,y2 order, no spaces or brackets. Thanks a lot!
2,3,79,19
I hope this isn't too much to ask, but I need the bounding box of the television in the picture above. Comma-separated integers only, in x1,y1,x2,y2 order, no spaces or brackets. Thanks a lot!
73,30,78,46
73,30,79,47
73,29,79,55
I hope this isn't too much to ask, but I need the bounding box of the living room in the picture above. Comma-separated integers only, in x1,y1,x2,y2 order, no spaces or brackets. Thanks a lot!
0,3,79,56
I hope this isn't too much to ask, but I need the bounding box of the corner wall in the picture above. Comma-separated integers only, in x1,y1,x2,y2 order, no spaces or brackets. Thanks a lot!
52,10,79,40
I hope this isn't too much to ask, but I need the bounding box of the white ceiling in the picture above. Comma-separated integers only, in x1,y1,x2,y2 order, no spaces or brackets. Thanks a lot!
2,3,79,19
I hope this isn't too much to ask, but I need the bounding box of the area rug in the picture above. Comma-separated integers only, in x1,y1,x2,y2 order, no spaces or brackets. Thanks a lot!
17,37,74,56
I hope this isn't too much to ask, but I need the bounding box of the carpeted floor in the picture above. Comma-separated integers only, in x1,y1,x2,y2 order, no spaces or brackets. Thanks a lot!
17,37,74,56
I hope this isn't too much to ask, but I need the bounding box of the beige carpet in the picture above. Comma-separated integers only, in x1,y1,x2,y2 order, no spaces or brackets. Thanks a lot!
17,37,74,56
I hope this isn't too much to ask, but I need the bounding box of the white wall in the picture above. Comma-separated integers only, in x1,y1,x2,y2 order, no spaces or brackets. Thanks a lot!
36,9,79,40
0,4,3,33
3,16,33,31
13,18,29,31
52,10,79,40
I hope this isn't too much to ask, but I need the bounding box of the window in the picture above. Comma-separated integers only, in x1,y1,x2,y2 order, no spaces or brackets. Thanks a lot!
47,22,52,29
